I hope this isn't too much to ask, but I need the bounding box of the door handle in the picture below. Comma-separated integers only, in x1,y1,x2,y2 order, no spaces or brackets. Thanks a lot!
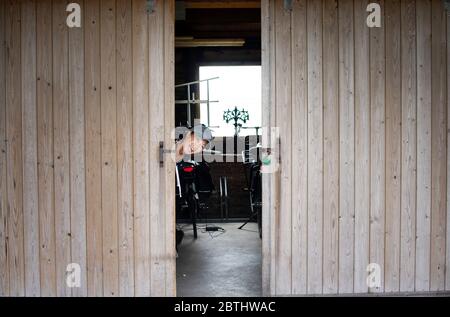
159,141,175,167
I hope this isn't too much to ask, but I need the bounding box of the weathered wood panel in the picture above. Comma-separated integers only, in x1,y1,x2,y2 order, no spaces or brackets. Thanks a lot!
290,0,308,295
84,0,103,297
338,0,354,294
263,0,449,295
132,0,151,296
369,0,386,293
446,1,450,292
430,0,447,291
322,0,339,295
306,0,323,295
0,0,9,297
163,0,176,296
100,0,119,297
68,0,87,297
37,0,56,297
116,0,134,297
53,0,71,297
384,0,401,293
149,0,166,296
274,0,292,295
416,0,432,292
1,0,175,297
353,0,371,294
6,0,25,296
400,0,417,292
21,0,40,297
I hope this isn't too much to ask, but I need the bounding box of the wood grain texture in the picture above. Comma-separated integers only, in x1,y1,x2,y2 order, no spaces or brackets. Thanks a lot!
290,0,308,295
2,0,450,297
446,1,450,292
369,0,386,293
400,0,417,292
384,0,401,293
5,0,25,296
53,0,71,297
149,0,166,295
430,0,447,291
0,0,9,297
36,0,56,297
68,0,87,297
353,0,371,294
322,0,339,295
274,0,292,295
163,0,176,296
132,0,150,296
116,0,134,297
84,0,103,297
261,0,272,296
338,0,354,294
100,0,119,297
415,0,432,292
21,0,40,297
306,0,323,295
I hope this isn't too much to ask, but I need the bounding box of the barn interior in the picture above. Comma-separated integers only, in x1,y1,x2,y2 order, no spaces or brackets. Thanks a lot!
174,0,263,296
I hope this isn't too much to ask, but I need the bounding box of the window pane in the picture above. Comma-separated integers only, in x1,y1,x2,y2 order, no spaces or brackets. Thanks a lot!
199,66,261,137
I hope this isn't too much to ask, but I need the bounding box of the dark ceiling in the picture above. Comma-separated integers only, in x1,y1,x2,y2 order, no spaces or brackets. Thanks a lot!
175,5,261,49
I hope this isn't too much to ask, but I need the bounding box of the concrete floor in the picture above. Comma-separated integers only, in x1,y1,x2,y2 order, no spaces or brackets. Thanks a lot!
176,222,262,297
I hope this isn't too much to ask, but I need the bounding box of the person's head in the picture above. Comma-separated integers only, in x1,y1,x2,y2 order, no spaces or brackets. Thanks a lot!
181,124,214,155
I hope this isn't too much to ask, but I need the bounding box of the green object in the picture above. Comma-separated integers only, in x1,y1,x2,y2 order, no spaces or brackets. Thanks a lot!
223,107,249,136
262,156,271,165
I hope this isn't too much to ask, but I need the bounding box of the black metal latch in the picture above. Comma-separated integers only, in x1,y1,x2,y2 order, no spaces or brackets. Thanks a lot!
159,141,175,167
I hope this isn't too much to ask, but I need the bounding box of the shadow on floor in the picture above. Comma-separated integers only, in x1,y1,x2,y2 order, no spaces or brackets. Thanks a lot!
176,222,262,297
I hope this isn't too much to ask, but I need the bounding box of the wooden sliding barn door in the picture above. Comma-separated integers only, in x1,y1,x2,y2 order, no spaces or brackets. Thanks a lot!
0,0,175,297
262,0,450,296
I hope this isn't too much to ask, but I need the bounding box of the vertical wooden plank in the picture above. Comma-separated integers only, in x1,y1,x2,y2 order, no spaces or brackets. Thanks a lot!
261,0,272,296
37,0,56,297
53,0,71,297
416,0,432,292
261,0,278,296
116,0,134,297
274,0,292,295
100,0,119,297
132,0,150,296
369,0,386,293
84,0,103,297
307,0,323,295
163,0,176,296
430,0,447,291
322,0,339,295
21,0,40,296
384,0,401,293
354,0,371,294
69,0,86,297
338,0,354,294
291,0,308,295
268,0,278,295
0,0,9,297
148,0,165,296
5,0,25,296
400,0,417,292
446,0,450,292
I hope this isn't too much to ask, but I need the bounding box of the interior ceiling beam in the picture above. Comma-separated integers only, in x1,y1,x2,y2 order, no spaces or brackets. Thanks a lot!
175,38,246,47
182,1,261,9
